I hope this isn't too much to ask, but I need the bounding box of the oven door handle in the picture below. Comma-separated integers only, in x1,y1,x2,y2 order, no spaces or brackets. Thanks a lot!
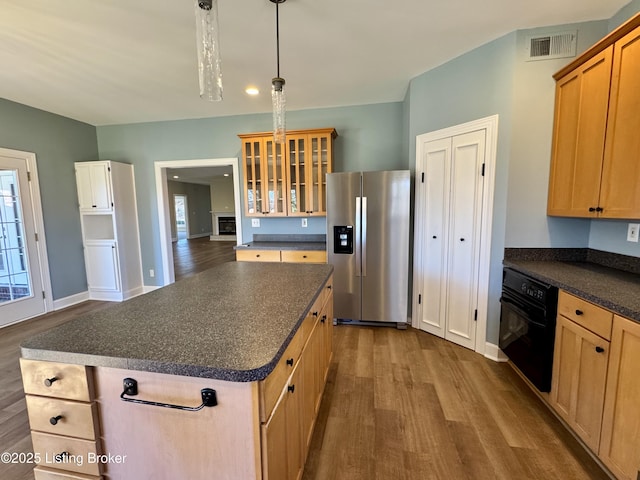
500,296,548,329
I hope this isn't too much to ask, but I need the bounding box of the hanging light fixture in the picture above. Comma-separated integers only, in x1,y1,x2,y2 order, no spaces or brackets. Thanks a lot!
195,0,223,101
270,0,286,144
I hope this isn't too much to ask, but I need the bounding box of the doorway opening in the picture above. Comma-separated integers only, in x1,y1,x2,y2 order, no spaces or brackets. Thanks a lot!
173,194,189,241
155,158,242,286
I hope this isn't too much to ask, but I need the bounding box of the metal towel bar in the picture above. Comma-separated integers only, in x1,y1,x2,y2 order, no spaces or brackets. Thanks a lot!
119,378,217,411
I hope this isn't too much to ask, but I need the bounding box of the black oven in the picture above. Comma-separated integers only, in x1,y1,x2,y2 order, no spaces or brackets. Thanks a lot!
499,267,558,392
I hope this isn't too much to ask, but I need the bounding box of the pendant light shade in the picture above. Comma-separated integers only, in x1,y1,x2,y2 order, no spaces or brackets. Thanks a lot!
271,0,286,144
195,0,223,101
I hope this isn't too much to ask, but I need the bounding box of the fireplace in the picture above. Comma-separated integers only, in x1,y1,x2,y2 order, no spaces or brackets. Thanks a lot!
217,216,236,235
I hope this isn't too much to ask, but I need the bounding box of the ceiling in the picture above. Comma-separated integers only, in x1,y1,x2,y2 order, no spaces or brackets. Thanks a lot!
0,0,630,126
167,165,233,185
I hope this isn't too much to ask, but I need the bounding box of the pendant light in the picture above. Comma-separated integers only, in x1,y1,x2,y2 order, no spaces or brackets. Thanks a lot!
271,0,286,144
195,0,223,101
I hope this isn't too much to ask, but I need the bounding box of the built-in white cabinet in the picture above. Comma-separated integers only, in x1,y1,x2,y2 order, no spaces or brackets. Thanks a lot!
76,161,114,212
75,161,143,301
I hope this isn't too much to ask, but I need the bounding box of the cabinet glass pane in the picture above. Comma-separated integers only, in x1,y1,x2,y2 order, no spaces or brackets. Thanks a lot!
245,141,262,214
0,169,31,303
288,138,306,214
265,141,285,214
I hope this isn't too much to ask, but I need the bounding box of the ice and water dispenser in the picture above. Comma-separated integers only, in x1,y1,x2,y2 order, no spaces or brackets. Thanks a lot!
333,226,353,254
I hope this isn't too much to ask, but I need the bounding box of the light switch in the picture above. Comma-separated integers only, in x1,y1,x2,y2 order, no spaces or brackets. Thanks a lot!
251,218,260,228
301,218,308,228
627,223,639,242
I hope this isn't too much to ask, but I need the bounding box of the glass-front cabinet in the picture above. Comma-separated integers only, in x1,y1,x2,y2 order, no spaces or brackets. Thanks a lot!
240,128,337,217
240,135,286,216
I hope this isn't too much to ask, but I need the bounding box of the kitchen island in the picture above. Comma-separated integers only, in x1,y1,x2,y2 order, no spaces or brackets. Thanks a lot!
20,262,334,480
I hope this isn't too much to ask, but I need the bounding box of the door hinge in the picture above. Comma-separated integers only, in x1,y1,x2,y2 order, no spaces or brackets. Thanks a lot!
42,291,46,299
35,232,38,242
421,172,425,183
108,166,111,172
474,309,478,321
111,202,114,207
27,171,32,181
481,164,485,177
418,294,422,305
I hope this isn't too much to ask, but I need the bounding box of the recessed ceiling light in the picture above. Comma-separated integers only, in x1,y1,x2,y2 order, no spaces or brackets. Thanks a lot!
173,175,179,179
223,173,230,177
245,87,259,96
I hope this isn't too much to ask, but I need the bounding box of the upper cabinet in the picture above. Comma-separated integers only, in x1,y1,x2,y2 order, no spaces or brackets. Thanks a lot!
239,128,337,217
75,162,114,212
548,14,640,219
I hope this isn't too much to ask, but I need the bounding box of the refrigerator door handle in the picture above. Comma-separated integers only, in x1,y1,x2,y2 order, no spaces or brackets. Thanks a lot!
355,196,361,277
361,196,367,277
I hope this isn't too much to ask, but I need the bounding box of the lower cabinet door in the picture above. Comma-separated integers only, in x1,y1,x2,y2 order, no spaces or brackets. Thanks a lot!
84,242,119,291
599,315,640,480
549,315,609,452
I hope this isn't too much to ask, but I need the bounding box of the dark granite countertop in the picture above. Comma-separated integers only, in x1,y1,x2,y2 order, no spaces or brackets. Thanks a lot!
21,262,333,382
235,233,326,251
503,259,640,323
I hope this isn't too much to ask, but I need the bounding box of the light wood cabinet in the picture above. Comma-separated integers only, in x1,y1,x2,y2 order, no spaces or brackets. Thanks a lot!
599,27,640,219
19,359,102,480
75,161,143,302
549,311,611,451
598,315,640,480
240,135,287,217
547,47,612,217
236,249,327,263
286,129,336,216
239,129,336,217
548,14,640,219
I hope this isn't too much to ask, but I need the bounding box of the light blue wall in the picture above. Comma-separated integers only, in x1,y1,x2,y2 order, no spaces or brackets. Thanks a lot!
97,103,403,285
610,0,640,30
0,98,97,300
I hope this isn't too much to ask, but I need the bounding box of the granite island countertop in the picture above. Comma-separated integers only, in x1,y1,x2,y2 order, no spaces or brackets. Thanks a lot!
21,262,333,382
504,258,640,323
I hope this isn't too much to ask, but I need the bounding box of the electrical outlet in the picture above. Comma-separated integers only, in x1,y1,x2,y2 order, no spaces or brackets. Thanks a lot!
627,223,639,242
251,218,260,228
149,269,155,278
301,218,308,228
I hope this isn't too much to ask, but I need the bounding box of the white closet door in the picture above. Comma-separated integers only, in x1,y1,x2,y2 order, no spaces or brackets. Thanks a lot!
418,138,451,337
444,130,486,349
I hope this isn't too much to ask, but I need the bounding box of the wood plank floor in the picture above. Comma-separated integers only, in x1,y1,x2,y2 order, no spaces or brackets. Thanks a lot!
172,237,236,281
1,311,611,479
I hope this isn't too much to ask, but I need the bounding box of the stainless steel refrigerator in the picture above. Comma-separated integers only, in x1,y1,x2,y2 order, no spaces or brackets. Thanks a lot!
326,170,410,326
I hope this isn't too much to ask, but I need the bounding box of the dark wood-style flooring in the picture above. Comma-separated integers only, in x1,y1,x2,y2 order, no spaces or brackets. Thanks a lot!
0,238,611,479
172,237,236,281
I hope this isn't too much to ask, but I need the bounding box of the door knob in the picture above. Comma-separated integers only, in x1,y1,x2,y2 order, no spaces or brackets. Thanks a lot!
595,346,605,353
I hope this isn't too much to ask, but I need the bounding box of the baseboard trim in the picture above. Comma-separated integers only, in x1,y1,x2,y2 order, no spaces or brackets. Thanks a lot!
53,291,90,311
143,285,162,294
484,342,508,362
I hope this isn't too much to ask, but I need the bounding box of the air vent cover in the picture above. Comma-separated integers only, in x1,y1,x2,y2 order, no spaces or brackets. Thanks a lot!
526,31,577,61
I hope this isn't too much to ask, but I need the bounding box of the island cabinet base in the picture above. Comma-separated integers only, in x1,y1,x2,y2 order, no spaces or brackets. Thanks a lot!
94,368,261,480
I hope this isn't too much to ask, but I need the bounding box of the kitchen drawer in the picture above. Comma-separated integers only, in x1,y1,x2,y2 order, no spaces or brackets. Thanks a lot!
26,395,98,440
280,250,327,263
558,290,613,340
236,249,281,262
20,359,93,401
31,431,102,477
34,465,102,479
260,330,305,421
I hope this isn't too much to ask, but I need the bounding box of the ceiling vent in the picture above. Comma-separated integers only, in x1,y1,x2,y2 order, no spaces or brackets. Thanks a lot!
526,31,577,61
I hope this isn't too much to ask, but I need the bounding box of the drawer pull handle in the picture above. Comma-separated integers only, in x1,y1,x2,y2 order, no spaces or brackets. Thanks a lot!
313,311,319,317
288,385,295,393
44,377,59,387
327,285,332,290
321,315,327,324
286,358,294,366
50,415,64,425
120,378,217,412
575,309,584,316
595,346,605,353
